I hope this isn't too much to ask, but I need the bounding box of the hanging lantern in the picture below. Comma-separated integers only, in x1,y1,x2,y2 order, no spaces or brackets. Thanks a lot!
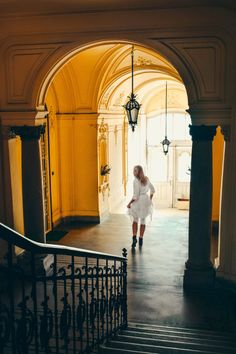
161,81,171,155
123,46,141,132
123,92,141,132
161,136,171,155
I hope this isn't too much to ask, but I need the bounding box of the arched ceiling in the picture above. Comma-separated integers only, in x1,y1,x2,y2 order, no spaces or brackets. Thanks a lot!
46,43,188,114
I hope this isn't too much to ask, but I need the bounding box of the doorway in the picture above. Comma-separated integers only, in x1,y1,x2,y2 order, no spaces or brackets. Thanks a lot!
147,111,191,209
42,42,191,225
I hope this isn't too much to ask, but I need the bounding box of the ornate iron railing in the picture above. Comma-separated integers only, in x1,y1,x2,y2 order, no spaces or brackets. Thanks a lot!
0,223,128,353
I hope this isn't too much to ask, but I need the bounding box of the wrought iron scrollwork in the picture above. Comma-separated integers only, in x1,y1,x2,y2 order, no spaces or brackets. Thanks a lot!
16,296,35,353
0,301,11,350
60,294,72,343
76,290,86,335
0,222,128,354
40,296,54,350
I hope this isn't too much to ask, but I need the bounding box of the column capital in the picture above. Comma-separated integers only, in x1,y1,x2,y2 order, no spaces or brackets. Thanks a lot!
11,125,45,141
189,124,217,141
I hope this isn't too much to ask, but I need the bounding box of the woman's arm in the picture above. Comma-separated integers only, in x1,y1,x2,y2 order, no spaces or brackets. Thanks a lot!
149,180,155,200
127,198,135,208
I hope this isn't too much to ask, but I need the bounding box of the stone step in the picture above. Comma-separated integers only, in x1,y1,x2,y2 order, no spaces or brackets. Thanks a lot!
123,329,235,346
127,326,235,342
128,322,234,339
98,347,158,354
115,334,236,353
101,339,233,354
99,321,236,353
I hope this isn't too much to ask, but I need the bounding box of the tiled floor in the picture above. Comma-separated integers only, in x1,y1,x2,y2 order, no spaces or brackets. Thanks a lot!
55,209,236,332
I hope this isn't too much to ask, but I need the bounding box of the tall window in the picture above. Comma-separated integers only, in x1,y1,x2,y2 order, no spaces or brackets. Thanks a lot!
177,151,191,182
147,112,191,145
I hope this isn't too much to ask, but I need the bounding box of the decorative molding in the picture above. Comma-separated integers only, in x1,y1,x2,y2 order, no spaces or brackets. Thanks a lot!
187,106,232,125
97,118,109,192
189,124,217,141
159,37,226,104
0,111,40,127
99,91,111,110
48,105,57,129
5,44,60,104
114,125,118,145
98,118,109,139
11,125,45,140
153,88,188,110
113,93,125,107
99,182,110,200
134,55,153,66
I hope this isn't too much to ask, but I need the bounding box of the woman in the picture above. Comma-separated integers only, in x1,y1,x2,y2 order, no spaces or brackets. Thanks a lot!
127,165,155,247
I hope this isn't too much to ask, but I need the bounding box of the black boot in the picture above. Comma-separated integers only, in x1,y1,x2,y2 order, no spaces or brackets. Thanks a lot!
132,236,137,248
139,237,143,247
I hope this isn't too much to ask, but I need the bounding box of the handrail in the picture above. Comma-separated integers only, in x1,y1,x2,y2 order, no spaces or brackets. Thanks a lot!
0,223,125,261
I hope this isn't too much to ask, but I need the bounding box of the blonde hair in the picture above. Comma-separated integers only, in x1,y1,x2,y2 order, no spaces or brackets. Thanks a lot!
134,165,148,185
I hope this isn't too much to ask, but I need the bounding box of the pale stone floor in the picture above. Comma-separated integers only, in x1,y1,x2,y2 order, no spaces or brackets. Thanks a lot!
55,209,236,332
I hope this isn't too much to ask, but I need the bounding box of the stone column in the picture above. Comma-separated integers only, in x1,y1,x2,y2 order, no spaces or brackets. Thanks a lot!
12,125,45,243
184,124,217,290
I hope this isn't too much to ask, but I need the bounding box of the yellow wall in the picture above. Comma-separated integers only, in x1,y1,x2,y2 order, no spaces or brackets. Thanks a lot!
46,75,100,224
212,127,224,222
8,137,25,254
8,137,24,235
48,110,61,223
57,114,99,220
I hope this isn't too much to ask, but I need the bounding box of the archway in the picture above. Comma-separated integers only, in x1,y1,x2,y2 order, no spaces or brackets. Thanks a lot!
42,41,190,229
40,39,223,242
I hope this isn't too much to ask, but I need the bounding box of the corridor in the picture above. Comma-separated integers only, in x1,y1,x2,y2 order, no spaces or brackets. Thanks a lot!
55,209,236,332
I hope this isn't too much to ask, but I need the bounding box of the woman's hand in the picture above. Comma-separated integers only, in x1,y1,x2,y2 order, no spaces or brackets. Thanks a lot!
127,198,135,208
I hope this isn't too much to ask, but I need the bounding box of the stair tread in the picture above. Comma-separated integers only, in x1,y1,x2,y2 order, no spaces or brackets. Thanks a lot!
107,340,233,354
117,333,236,351
99,345,158,354
123,329,236,344
128,322,234,338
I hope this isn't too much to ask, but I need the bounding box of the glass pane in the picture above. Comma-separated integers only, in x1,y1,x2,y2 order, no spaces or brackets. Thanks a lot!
146,116,163,145
147,112,191,143
148,147,168,182
177,152,191,182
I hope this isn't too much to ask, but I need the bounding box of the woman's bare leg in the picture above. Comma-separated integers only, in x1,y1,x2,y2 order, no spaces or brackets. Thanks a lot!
132,222,138,236
140,224,146,238
132,221,138,247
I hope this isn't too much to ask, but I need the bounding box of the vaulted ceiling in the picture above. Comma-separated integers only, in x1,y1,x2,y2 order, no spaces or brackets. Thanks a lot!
46,43,188,115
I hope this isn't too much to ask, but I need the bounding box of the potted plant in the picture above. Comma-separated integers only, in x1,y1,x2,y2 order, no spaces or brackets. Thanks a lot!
100,165,111,183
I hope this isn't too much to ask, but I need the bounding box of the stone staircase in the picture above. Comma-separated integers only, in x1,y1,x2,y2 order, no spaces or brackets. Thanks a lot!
98,322,236,353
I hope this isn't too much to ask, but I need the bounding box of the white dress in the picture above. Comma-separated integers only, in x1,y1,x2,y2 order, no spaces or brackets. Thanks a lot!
128,177,155,220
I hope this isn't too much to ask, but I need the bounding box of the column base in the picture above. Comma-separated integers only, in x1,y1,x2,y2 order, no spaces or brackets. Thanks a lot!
184,267,216,291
